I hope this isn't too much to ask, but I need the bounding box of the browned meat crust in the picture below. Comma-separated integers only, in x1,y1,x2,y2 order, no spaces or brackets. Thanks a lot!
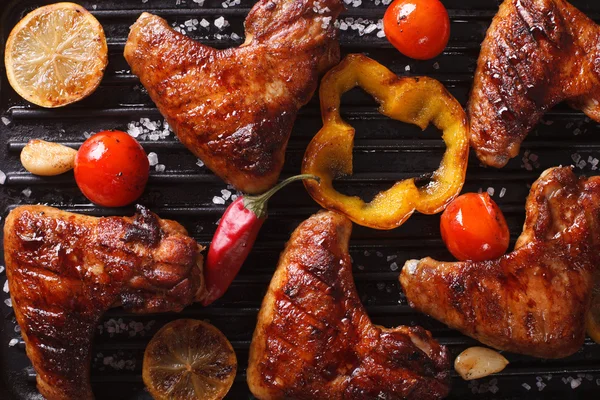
469,0,600,167
248,211,451,400
124,0,343,194
401,167,600,358
4,205,204,400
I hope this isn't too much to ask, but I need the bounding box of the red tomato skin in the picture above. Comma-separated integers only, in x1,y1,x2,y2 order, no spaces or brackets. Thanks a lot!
440,193,510,262
74,130,149,207
383,0,450,60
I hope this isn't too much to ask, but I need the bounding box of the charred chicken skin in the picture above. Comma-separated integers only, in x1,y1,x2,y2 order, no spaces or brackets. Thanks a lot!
469,0,600,167
401,167,600,359
248,211,451,399
124,0,343,194
4,205,204,400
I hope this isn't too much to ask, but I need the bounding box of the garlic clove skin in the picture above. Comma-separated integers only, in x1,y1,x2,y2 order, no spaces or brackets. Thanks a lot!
21,139,77,176
454,346,509,380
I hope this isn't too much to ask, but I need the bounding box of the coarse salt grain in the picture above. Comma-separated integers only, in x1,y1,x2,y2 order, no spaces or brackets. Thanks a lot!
405,65,411,72
22,188,32,198
4,298,12,307
571,379,581,389
377,29,386,38
390,262,398,271
193,0,205,4
0,170,6,185
147,152,159,166
8,338,18,347
212,196,225,205
522,383,531,391
487,187,495,196
364,23,377,34
0,265,4,273
3,280,8,293
214,16,228,29
433,62,440,69
1,117,10,125
155,164,166,172
200,18,210,28
221,189,232,200
196,159,205,167
386,255,397,261
499,187,506,198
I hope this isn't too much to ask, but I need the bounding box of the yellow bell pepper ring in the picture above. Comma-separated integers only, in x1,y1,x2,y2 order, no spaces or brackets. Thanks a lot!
301,54,469,230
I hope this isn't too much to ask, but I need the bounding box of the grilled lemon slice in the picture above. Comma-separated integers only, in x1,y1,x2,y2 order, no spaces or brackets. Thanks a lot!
4,2,107,107
143,319,237,400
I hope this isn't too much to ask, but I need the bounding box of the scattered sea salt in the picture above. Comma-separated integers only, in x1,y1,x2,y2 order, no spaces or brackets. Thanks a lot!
364,250,371,256
214,16,229,29
22,188,32,198
0,265,4,274
4,298,12,308
386,255,397,261
522,383,531,391
0,170,6,185
364,23,377,34
193,0,205,5
212,196,226,205
377,29,386,38
196,159,205,168
200,18,210,28
433,62,440,70
389,262,398,271
3,280,8,293
221,189,232,200
571,379,582,389
405,65,411,72
1,117,10,125
8,338,18,347
487,187,495,197
376,251,383,257
155,164,166,172
147,152,159,166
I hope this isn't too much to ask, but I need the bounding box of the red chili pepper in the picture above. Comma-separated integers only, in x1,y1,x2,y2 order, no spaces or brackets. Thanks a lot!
201,174,319,306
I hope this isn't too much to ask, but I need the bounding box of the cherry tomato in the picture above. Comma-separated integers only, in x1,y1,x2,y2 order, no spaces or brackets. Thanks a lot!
383,0,450,60
74,130,149,207
440,193,510,262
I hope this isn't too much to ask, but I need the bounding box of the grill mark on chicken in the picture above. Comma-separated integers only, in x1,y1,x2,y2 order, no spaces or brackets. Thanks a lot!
469,0,600,168
124,0,343,194
248,211,450,400
4,206,205,400
401,167,600,358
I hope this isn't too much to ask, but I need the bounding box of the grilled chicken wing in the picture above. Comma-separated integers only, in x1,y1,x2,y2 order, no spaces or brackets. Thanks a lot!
469,0,600,167
4,205,204,400
248,211,451,399
124,0,343,194
401,167,600,358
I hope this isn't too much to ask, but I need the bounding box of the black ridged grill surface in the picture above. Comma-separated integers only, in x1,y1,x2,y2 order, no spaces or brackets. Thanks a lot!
1,0,600,399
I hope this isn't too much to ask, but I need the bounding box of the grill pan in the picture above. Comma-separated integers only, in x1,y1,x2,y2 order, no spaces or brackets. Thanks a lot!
1,0,600,398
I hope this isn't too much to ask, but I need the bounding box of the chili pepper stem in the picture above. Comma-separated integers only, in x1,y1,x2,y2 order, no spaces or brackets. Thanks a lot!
243,174,320,219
